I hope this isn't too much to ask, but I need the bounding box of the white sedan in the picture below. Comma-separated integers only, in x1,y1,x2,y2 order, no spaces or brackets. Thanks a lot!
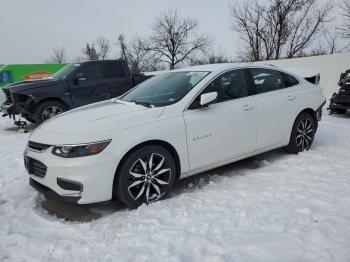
24,64,326,208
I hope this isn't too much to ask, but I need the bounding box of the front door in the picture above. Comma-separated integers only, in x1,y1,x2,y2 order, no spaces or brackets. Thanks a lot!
70,63,109,107
183,69,258,171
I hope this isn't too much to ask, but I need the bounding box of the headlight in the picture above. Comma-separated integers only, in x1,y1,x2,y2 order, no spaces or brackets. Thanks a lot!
52,140,111,158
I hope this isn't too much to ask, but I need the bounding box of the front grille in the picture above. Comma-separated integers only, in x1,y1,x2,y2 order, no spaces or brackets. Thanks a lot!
24,157,47,177
28,141,51,152
3,89,12,103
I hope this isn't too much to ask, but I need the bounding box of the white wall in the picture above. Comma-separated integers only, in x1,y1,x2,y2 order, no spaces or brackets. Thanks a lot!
255,52,350,98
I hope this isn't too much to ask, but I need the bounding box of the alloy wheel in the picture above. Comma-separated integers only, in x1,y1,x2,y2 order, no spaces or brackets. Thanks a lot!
296,119,314,151
127,153,171,204
42,106,63,120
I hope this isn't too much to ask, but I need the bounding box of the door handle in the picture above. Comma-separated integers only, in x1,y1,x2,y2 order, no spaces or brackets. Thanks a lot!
97,82,107,86
287,95,296,101
242,104,254,111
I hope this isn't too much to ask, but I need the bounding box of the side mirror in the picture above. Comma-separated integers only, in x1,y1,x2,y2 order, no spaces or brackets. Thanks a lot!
200,92,218,107
73,73,86,85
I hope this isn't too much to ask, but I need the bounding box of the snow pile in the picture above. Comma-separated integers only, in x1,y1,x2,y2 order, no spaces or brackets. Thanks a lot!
1,115,350,261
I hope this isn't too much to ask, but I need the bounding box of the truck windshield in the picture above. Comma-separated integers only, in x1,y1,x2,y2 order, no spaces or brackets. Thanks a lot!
53,64,80,80
121,71,209,107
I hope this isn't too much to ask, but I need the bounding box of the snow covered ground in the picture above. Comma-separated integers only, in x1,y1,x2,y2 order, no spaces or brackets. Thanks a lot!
1,114,350,262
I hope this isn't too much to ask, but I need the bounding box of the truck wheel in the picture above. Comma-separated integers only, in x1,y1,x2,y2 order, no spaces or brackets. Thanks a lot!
34,101,66,124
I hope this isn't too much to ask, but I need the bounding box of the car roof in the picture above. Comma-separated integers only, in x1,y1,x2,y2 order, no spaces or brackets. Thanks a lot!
174,63,273,74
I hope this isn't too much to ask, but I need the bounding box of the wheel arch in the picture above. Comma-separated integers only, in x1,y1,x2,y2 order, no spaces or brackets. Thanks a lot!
298,108,318,128
35,97,70,111
112,139,182,195
288,107,318,144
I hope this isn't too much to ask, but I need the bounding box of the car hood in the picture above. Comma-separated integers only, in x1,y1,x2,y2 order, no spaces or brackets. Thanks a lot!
30,100,164,144
3,79,59,93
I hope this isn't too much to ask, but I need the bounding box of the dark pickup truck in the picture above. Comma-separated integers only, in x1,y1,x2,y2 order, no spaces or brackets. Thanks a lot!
1,59,152,124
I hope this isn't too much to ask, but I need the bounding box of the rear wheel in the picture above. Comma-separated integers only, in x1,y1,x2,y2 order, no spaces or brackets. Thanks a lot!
285,112,316,154
33,100,66,124
114,145,176,209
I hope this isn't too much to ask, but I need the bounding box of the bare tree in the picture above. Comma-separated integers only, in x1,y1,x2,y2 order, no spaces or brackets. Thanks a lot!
81,37,111,60
309,27,349,56
96,36,111,60
190,49,230,65
127,38,154,73
230,1,265,61
339,0,350,37
117,34,162,73
230,0,332,61
117,34,129,64
82,43,99,60
146,8,213,69
49,47,67,63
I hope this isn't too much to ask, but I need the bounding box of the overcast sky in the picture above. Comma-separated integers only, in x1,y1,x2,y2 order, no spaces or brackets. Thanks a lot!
0,0,343,65
0,0,240,64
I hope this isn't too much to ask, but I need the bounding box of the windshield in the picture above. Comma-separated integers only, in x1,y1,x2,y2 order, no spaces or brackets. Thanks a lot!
53,64,80,80
121,71,209,107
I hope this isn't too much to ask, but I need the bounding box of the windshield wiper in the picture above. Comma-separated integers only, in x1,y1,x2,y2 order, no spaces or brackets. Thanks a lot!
130,100,154,108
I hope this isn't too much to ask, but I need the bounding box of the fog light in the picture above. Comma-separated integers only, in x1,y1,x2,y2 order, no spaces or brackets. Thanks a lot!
57,178,83,191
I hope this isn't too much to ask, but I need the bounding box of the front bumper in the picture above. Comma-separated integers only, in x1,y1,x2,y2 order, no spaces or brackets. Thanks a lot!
30,178,82,203
1,102,14,115
1,101,29,116
24,145,119,204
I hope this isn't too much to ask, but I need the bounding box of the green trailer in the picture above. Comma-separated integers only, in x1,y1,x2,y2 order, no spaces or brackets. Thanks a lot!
0,63,66,88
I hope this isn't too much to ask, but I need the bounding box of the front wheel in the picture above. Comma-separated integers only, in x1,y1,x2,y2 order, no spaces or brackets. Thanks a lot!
114,145,176,209
33,100,66,124
285,113,316,154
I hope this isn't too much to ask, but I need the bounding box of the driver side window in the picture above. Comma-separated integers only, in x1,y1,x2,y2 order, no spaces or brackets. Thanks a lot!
190,69,249,108
75,64,98,81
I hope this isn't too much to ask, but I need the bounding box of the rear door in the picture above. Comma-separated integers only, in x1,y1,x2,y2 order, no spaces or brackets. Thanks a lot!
248,68,301,149
69,63,109,107
103,61,133,98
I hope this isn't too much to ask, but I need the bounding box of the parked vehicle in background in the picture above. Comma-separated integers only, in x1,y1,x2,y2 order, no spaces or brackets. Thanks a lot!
328,69,350,114
24,63,326,208
0,63,66,104
1,60,152,124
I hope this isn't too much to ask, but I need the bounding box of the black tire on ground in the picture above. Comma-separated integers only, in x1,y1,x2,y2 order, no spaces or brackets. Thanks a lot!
114,145,176,209
33,100,66,124
285,112,316,154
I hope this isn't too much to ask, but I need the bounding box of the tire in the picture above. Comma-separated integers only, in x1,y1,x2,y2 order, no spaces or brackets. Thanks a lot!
33,100,66,124
114,145,176,209
285,112,316,154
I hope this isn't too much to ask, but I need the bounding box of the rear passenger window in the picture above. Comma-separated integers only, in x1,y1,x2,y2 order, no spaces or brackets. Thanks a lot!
97,62,125,78
282,72,299,87
250,68,284,93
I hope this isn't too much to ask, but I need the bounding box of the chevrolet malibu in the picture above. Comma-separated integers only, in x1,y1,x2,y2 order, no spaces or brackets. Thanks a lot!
24,64,326,208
